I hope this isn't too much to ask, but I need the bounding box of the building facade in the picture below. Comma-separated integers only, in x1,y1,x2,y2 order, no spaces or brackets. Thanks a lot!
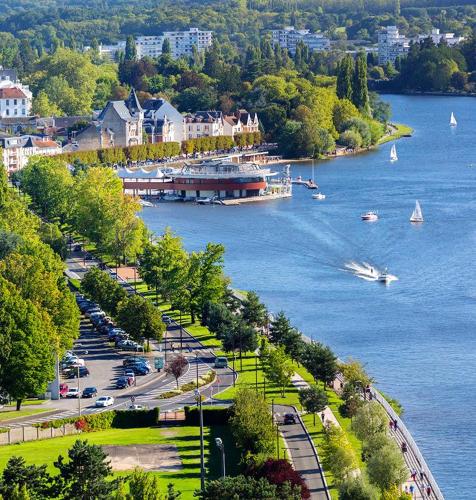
73,89,143,151
416,28,464,47
0,79,32,119
142,98,185,143
136,28,213,60
0,134,62,172
184,111,225,140
271,26,330,54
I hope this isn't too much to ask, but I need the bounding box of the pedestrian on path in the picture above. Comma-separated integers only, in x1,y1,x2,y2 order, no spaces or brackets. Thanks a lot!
389,420,394,430
393,418,398,430
409,484,415,496
426,485,432,497
321,412,325,422
411,469,417,481
420,470,425,481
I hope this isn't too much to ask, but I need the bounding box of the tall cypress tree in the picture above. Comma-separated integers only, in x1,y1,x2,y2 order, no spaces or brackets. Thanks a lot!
124,35,136,61
336,55,354,101
352,52,369,112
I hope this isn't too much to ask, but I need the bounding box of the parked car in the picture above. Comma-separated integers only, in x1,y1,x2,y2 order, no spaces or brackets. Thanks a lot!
59,383,69,398
284,413,297,425
95,396,114,407
115,376,129,389
162,315,172,325
117,340,143,352
128,364,150,376
82,387,98,398
66,387,80,398
123,357,148,367
214,357,228,369
67,366,89,378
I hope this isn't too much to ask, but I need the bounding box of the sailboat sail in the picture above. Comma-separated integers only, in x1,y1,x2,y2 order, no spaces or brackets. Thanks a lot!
410,200,423,222
450,112,457,126
390,144,398,161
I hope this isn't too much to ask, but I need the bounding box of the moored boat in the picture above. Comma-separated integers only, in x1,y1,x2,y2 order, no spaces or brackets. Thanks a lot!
312,192,326,200
361,211,378,221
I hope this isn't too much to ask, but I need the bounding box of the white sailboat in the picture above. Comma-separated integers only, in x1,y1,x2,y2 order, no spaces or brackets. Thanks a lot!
390,144,398,162
410,200,424,223
450,112,457,127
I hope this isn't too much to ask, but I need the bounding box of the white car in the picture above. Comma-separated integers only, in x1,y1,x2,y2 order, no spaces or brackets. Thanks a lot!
129,404,145,410
95,396,114,407
66,387,80,398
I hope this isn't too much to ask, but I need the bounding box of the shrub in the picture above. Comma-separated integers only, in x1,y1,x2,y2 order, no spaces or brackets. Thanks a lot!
184,406,231,425
338,130,362,149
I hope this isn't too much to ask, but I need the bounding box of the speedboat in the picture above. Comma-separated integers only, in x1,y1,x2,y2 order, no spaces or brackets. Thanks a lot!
378,268,392,284
361,211,378,221
196,197,212,205
312,193,326,200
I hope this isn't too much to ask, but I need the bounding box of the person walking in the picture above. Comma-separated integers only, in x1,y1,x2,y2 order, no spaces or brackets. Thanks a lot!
409,484,415,497
426,485,432,497
393,418,398,430
389,420,394,430
411,469,417,481
420,470,425,481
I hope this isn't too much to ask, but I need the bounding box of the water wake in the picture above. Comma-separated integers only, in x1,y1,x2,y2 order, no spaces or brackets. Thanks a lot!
343,261,398,283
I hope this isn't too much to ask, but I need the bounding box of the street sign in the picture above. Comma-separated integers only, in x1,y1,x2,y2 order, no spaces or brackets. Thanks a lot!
154,357,164,369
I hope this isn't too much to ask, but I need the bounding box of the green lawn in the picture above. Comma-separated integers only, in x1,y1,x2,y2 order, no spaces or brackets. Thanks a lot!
379,123,414,145
0,408,53,422
0,425,239,499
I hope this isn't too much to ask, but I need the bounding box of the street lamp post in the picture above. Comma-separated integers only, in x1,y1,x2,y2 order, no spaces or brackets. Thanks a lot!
195,389,205,491
195,352,199,390
179,310,183,352
215,437,226,478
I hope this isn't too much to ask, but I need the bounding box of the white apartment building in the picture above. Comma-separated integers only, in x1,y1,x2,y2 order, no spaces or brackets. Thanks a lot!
184,112,225,140
0,135,62,173
98,41,126,61
136,28,213,59
0,80,32,119
271,26,330,54
416,28,464,47
378,26,410,65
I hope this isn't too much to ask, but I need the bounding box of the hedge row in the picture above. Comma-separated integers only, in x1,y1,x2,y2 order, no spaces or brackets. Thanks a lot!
37,408,160,431
184,405,231,425
55,141,181,166
55,131,262,166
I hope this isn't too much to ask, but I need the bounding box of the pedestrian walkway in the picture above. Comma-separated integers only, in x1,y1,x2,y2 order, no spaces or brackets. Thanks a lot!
290,373,340,428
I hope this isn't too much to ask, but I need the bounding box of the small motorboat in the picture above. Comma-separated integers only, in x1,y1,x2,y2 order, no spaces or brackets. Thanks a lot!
361,211,378,221
196,197,212,205
307,180,318,189
139,199,154,207
378,268,396,284
312,193,326,200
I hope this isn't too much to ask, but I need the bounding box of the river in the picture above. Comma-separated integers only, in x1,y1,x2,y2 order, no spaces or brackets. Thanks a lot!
140,95,476,499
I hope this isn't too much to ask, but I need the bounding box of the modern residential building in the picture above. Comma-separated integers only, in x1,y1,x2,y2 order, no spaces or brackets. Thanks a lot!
416,28,464,47
142,98,185,143
271,26,330,54
0,134,62,172
73,89,143,151
184,111,225,140
136,28,213,59
0,79,32,119
378,26,410,65
98,41,127,61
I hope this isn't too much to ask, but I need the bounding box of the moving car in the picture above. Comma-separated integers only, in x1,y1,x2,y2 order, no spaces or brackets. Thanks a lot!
214,357,228,369
82,387,98,398
284,413,297,425
66,387,80,398
95,396,114,407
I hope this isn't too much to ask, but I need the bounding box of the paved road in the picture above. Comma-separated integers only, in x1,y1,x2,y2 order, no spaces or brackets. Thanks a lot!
274,404,329,500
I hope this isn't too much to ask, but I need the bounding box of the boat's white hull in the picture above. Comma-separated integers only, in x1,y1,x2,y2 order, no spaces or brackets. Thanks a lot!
410,218,424,223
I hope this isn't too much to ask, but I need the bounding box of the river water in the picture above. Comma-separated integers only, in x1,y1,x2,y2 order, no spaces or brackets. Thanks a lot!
141,95,476,498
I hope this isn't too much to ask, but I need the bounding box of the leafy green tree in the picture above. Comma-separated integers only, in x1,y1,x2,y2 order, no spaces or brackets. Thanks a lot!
128,468,162,500
299,385,328,425
280,329,305,363
342,118,372,147
301,342,338,387
0,277,56,410
0,230,22,260
333,99,360,132
269,311,293,345
0,456,52,500
161,38,171,56
339,130,362,149
9,484,30,500
229,388,275,457
352,52,369,112
54,440,115,500
81,267,127,316
241,291,267,329
116,294,165,348
321,425,357,483
352,402,388,443
367,442,408,492
19,157,74,221
32,90,63,117
196,475,298,500
38,221,67,259
338,476,379,500
223,319,258,369
336,55,354,101
202,301,234,340
125,35,137,61
264,346,294,397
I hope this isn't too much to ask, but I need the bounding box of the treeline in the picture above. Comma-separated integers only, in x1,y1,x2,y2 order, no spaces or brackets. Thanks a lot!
377,35,476,93
0,160,80,410
18,157,147,266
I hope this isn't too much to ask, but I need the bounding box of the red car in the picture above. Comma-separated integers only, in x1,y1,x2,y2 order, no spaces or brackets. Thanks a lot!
59,383,69,398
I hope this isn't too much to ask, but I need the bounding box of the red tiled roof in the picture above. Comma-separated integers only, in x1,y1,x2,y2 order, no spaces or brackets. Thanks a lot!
33,139,59,148
0,87,27,99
